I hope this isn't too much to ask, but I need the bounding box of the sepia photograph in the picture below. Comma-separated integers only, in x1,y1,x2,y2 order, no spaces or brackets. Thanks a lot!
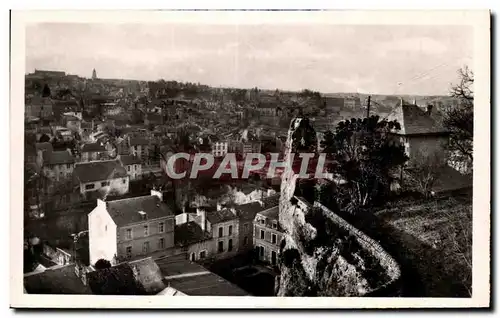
10,10,490,309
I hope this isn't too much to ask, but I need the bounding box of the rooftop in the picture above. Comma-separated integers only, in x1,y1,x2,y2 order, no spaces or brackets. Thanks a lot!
155,258,249,296
256,206,279,220
206,208,238,225
119,154,142,166
386,100,449,135
174,221,212,247
81,142,106,153
24,264,91,294
74,160,127,183
106,194,173,227
43,150,75,165
129,137,149,146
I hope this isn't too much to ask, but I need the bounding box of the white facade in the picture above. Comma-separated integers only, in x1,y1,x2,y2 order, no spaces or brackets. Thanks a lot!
125,164,142,181
79,176,130,195
88,199,118,266
212,141,228,158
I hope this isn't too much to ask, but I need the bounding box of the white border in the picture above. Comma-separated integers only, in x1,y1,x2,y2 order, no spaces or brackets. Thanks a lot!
10,10,491,309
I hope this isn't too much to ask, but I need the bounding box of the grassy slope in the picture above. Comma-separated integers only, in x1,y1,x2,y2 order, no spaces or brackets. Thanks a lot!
374,195,473,297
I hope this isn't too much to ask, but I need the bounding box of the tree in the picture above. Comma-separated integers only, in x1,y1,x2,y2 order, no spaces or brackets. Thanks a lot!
94,259,112,270
405,151,442,198
39,134,50,143
320,130,336,157
42,83,51,97
291,118,317,153
444,66,474,163
325,116,408,214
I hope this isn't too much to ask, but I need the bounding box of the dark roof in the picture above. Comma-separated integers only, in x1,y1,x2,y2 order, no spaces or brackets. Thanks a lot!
155,258,249,296
386,101,449,135
106,195,173,227
120,154,141,165
257,206,279,220
127,257,166,294
129,137,149,146
35,142,53,153
261,193,280,207
81,142,106,153
24,264,92,294
43,150,75,165
74,160,127,183
236,202,264,221
175,221,212,247
206,208,238,225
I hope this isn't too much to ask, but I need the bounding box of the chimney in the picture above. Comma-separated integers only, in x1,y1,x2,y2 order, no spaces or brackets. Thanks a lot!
426,104,433,116
196,208,206,231
151,189,163,201
97,198,106,209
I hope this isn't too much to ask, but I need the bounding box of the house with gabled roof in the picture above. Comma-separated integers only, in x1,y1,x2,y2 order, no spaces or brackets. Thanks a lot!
41,149,75,182
206,207,239,259
253,206,283,266
81,142,107,162
118,154,142,181
88,190,175,266
73,159,129,195
386,99,450,167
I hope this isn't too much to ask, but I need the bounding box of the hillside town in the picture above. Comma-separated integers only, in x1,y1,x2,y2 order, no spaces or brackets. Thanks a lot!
23,65,473,297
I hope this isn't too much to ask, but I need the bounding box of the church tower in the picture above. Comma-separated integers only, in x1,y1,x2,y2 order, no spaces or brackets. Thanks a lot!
92,68,97,80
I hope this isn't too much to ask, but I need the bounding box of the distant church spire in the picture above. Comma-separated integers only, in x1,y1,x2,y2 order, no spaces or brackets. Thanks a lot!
92,68,97,80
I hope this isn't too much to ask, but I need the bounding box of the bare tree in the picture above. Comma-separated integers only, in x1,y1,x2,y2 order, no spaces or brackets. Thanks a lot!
444,66,474,164
405,151,442,198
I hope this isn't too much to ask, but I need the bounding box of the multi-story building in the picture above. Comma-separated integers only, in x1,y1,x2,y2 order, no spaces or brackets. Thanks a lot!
118,154,142,181
81,142,107,162
73,160,129,196
206,208,239,259
212,141,228,158
88,190,175,266
41,149,75,182
253,206,283,266
129,137,150,164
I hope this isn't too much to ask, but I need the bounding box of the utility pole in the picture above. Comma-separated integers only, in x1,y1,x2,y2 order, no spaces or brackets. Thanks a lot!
366,96,371,119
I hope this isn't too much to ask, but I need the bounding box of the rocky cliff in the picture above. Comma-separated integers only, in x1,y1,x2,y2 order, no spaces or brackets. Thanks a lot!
276,118,401,297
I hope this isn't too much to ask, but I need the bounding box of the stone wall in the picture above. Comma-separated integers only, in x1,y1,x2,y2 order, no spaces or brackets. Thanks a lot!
276,117,401,297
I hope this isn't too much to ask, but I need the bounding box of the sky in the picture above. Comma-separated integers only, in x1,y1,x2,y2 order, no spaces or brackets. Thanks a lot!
25,23,473,95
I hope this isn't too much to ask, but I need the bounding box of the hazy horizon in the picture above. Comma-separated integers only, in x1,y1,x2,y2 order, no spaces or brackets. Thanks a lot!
26,23,473,96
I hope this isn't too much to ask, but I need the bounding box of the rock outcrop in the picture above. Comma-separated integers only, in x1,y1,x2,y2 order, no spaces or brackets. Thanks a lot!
276,118,401,297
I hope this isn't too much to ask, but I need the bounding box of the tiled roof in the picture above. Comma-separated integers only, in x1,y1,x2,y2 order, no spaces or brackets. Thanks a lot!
236,202,264,221
81,142,106,153
127,257,166,294
74,160,127,183
206,208,238,225
35,142,53,153
120,154,141,166
129,137,149,146
24,264,91,294
174,221,212,247
43,150,75,165
386,100,449,135
106,195,173,227
257,205,279,220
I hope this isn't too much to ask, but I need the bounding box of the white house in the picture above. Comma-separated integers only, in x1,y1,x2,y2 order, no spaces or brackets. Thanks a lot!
73,160,129,195
118,154,142,181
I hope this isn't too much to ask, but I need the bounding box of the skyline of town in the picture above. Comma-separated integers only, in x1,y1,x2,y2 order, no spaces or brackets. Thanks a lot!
26,23,472,96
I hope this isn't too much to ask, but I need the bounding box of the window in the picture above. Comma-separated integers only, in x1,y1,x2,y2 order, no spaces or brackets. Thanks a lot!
158,222,164,233
260,218,265,225
244,223,249,232
272,233,277,244
218,241,224,253
122,178,126,184
101,181,110,187
126,229,132,240
127,166,130,172
66,164,71,169
158,238,164,249
260,230,265,240
244,236,248,246
218,227,223,237
126,246,132,259
259,246,264,257
272,221,277,229
228,239,233,251
228,225,233,236
199,250,206,259
143,241,149,253
191,253,196,262
144,225,149,236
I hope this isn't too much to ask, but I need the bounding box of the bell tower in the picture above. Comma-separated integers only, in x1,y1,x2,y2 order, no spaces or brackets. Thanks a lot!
92,68,97,80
